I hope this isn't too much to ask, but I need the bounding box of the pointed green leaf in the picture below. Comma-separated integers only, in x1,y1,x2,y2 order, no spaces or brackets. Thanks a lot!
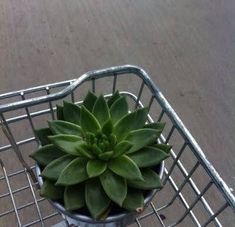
97,206,112,220
152,144,172,154
56,105,64,120
102,119,113,136
109,155,143,180
98,151,114,161
87,160,107,178
63,101,81,124
113,112,136,141
83,91,97,112
107,91,120,107
85,179,111,219
49,134,82,156
125,129,161,154
110,96,128,124
144,122,165,131
80,106,100,133
127,169,162,190
100,169,127,206
114,108,148,141
134,107,148,128
128,146,169,167
75,142,94,159
34,128,52,146
91,144,102,156
122,190,144,212
113,141,133,158
30,144,66,166
48,120,83,136
41,155,74,180
92,95,110,126
64,184,85,211
40,179,64,200
56,157,88,185
85,132,96,144
108,134,117,148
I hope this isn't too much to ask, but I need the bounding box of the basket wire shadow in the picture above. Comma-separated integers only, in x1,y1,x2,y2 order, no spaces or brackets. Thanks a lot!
0,65,234,227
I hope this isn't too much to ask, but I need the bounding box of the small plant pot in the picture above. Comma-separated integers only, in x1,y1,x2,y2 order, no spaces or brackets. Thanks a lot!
35,162,164,227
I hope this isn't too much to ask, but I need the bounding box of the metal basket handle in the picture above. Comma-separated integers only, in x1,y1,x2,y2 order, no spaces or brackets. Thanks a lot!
0,65,152,113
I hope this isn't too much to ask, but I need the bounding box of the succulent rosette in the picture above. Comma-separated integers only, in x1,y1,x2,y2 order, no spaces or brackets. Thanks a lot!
31,91,171,219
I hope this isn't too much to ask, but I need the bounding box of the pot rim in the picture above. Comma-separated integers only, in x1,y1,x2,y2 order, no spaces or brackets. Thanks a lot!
36,161,164,224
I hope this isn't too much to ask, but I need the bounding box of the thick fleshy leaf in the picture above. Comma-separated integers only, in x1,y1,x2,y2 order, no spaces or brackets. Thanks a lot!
113,112,136,141
110,96,128,124
80,106,100,133
41,155,74,180
92,95,110,126
98,206,112,220
64,184,85,211
128,146,169,168
48,120,83,136
91,144,102,156
114,108,148,141
100,169,127,206
127,169,162,190
63,101,81,124
125,129,161,154
144,122,165,131
122,190,144,212
151,144,172,154
49,134,82,156
134,108,148,128
40,179,64,200
113,141,132,158
83,91,97,112
34,128,52,146
30,144,66,166
86,160,107,178
108,134,116,148
75,143,94,159
56,105,64,120
102,119,113,136
107,91,120,107
98,151,114,161
85,179,111,219
85,132,96,145
108,155,143,180
56,157,88,185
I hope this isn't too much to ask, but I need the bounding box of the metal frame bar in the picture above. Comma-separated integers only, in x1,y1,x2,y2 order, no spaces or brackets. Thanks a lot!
0,160,22,226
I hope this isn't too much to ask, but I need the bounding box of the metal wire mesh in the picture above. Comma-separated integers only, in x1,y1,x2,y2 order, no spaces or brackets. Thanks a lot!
0,65,234,227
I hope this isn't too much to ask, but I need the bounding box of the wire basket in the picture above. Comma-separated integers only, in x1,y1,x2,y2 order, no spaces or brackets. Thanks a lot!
0,65,234,227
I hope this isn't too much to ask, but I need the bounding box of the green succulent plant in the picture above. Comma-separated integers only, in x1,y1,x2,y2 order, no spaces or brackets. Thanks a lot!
30,91,171,219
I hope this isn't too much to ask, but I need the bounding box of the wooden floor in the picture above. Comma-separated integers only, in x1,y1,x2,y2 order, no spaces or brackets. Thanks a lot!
0,0,235,226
